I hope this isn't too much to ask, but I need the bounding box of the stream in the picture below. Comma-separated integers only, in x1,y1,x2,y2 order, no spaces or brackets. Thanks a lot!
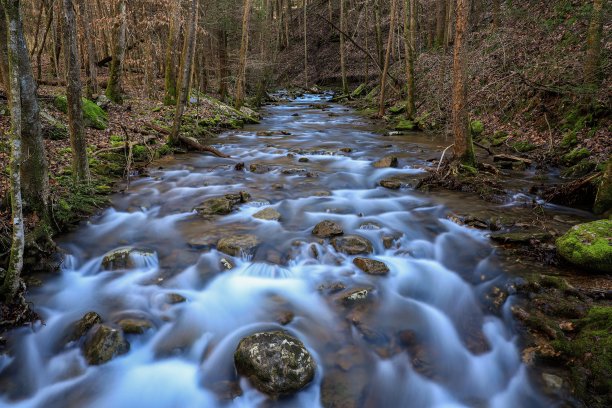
0,93,557,407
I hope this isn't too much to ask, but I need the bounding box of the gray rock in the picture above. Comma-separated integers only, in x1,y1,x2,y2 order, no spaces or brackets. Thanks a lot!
82,324,129,365
542,373,563,391
217,234,260,257
312,220,344,238
234,331,316,396
373,156,398,168
253,207,281,221
249,163,272,174
353,257,390,275
195,192,251,217
338,287,374,306
101,247,155,271
331,235,373,255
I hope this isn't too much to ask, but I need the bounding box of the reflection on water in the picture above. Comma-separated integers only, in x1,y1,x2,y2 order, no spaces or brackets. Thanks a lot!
0,94,551,407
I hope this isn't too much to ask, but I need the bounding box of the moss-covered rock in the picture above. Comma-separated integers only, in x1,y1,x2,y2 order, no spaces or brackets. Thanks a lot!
562,147,590,166
389,103,406,115
490,131,509,147
560,131,578,149
54,95,109,130
512,141,536,153
350,83,367,98
82,324,130,365
594,159,612,215
561,159,596,179
556,220,612,273
470,120,484,136
395,119,416,131
40,110,68,140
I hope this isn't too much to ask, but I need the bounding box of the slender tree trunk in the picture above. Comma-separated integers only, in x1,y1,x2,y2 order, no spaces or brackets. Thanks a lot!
492,0,500,28
169,0,198,145
403,0,415,119
164,0,181,105
217,27,228,99
62,0,90,181
445,0,453,48
303,0,308,88
339,0,348,94
78,0,97,98
451,0,475,166
435,0,446,48
1,0,26,302
235,0,253,108
105,0,126,103
36,0,54,80
0,2,9,95
374,0,383,68
584,0,606,87
378,0,398,117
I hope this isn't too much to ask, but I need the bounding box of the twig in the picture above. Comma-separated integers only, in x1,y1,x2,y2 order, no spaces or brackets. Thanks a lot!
474,141,492,155
437,144,454,172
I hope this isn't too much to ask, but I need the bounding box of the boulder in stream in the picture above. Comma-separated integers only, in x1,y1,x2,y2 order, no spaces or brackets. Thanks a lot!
101,247,155,271
331,235,373,255
556,219,612,273
312,220,344,238
379,179,401,189
117,318,154,335
373,156,398,168
253,207,281,221
68,311,102,342
234,330,316,397
353,257,390,275
82,324,130,365
195,192,251,217
217,234,260,257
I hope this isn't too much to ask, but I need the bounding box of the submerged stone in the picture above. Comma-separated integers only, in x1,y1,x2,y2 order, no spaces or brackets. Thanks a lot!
556,219,612,273
82,324,129,365
312,220,344,238
117,319,154,335
353,257,390,275
331,235,373,255
373,156,398,168
338,287,374,306
234,330,316,396
101,247,155,271
217,234,260,257
253,207,281,221
379,179,401,189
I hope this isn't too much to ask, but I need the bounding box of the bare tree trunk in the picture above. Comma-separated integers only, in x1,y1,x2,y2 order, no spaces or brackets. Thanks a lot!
378,0,398,117
164,0,181,105
403,0,415,119
62,0,90,181
105,0,126,103
78,0,97,98
36,0,54,80
435,0,446,48
445,0,453,48
492,0,500,28
169,0,198,145
0,2,9,95
451,0,475,166
1,0,26,302
217,27,228,99
340,0,348,94
584,0,606,87
235,0,253,108
374,0,383,68
303,0,308,88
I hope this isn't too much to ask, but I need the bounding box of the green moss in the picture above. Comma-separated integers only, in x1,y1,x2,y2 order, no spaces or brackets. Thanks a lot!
350,84,367,98
365,85,380,101
470,120,484,136
54,95,108,130
556,219,612,273
512,141,536,153
561,131,578,149
562,147,590,166
110,134,123,143
460,164,478,175
490,131,509,147
552,306,612,402
389,103,405,115
132,145,148,161
561,159,597,178
395,120,416,131
594,159,612,215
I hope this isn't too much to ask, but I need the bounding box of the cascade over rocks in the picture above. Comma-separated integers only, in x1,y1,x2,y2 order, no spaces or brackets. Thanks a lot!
101,247,155,271
234,330,316,396
82,324,130,365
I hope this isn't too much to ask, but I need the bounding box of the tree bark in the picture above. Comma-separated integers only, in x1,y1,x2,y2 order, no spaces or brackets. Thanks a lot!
373,0,383,68
584,0,606,87
169,0,198,145
378,0,398,117
435,0,446,48
217,27,228,99
235,0,253,108
403,0,415,119
78,0,97,98
62,0,90,181
105,0,126,103
1,0,26,302
451,0,475,166
303,0,308,88
339,0,348,94
164,0,181,105
0,2,9,95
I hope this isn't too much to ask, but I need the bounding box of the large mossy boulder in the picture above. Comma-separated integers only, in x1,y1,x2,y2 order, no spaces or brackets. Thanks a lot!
556,220,612,273
234,331,316,397
54,95,108,130
82,324,130,365
594,159,612,215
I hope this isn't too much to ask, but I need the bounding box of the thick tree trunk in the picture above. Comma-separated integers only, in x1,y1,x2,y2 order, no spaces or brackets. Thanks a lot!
78,0,97,98
378,0,398,117
435,0,446,48
164,0,181,105
105,0,126,103
169,0,198,145
62,0,90,181
339,0,348,94
235,0,253,108
1,0,26,302
403,0,415,119
584,0,606,87
451,0,475,166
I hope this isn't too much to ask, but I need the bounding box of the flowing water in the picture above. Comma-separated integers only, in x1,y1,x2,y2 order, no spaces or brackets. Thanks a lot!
0,94,556,407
